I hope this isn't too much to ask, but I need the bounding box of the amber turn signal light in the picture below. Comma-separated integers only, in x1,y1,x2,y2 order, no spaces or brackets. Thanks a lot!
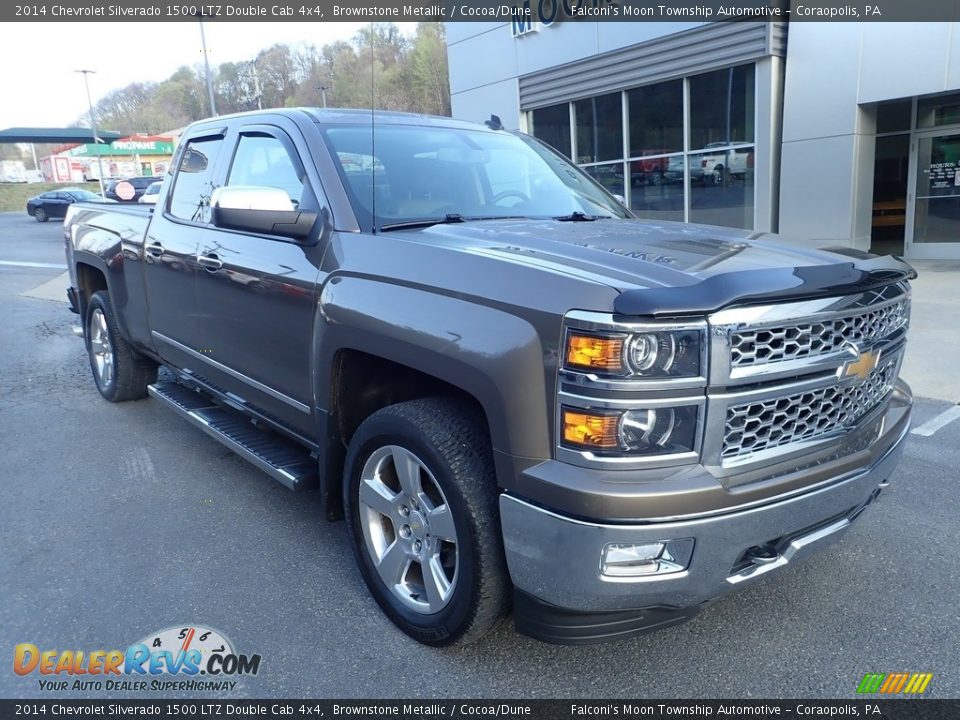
562,409,620,450
565,333,625,373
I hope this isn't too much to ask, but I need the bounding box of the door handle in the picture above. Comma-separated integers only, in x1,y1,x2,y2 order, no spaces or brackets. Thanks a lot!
197,252,223,272
144,241,163,257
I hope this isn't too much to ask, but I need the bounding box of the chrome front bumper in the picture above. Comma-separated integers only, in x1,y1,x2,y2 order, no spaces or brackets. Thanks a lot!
500,411,909,617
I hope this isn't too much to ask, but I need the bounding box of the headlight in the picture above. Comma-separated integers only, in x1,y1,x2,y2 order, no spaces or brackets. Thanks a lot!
564,328,702,379
561,404,699,457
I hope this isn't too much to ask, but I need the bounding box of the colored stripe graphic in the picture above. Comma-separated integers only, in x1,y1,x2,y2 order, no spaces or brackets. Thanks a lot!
892,673,909,693
879,673,899,693
857,672,932,694
904,674,922,694
857,673,886,694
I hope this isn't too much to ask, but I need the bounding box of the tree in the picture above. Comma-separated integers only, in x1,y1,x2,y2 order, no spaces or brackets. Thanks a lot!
0,144,26,162
407,23,451,116
77,23,452,134
215,61,258,114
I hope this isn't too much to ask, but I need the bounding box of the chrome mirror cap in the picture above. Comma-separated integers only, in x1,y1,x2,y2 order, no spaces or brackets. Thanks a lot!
210,185,294,212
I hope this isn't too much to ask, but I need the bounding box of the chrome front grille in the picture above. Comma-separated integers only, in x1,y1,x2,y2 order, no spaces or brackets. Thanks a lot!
730,297,910,367
705,284,911,473
721,356,898,461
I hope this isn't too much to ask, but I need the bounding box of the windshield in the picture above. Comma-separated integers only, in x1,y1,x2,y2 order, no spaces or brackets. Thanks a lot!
322,124,631,231
70,190,101,201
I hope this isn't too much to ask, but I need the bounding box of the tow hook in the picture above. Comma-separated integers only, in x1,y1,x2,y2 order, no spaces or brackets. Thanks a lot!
746,545,780,565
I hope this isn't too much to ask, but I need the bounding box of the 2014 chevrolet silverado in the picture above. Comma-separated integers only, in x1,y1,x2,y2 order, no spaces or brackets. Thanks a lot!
64,109,915,645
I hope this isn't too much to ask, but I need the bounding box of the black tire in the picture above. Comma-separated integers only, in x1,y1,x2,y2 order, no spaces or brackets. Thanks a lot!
34,207,48,222
343,397,510,646
85,290,157,402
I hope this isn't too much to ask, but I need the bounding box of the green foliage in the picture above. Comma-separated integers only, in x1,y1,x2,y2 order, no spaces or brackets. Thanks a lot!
85,23,451,135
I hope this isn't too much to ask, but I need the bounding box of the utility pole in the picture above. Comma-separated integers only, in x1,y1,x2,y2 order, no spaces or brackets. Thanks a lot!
316,73,333,108
199,20,217,116
249,60,263,110
75,69,106,197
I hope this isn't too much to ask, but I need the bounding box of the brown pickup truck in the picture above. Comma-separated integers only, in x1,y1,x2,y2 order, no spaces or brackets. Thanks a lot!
65,108,914,645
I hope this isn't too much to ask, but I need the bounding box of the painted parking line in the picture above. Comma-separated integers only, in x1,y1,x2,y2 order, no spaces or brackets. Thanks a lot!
0,260,67,269
911,405,960,437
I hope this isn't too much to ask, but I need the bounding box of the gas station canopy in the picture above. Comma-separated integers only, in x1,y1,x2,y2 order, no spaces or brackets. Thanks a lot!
0,127,125,144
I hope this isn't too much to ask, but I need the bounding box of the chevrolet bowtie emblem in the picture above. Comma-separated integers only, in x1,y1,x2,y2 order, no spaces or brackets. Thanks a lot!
838,342,881,382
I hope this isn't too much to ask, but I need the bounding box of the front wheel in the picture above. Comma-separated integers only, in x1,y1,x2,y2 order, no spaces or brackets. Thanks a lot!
85,290,157,401
343,397,510,645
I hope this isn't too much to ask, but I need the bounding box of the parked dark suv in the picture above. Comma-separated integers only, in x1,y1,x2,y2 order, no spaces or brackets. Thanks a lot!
104,176,161,202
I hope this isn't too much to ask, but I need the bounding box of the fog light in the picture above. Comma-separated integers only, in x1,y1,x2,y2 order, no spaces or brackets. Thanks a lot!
601,538,694,578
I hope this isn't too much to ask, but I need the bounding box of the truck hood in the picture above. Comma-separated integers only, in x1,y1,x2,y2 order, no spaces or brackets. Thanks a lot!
413,219,916,316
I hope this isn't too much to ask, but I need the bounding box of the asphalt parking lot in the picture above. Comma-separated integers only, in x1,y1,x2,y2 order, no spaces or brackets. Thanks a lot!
1,210,958,700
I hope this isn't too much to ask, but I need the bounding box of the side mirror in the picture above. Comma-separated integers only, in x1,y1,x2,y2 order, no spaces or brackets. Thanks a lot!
210,186,318,240
613,194,627,207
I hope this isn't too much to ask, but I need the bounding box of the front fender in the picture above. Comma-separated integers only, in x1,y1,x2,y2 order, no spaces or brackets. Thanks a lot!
315,276,552,461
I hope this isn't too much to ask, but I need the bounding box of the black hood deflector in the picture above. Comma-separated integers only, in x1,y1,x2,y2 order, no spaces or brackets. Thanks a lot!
613,254,917,318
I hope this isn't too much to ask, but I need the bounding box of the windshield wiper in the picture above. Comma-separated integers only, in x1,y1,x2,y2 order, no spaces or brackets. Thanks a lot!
380,213,465,232
554,211,601,222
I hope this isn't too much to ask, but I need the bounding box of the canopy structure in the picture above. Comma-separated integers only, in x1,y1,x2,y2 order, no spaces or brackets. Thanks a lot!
0,127,124,144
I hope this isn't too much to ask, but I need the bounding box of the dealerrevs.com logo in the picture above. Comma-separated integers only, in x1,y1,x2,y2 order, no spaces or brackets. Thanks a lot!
13,625,261,692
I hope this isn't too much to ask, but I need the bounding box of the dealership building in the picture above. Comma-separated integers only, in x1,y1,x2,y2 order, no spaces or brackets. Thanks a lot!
446,21,960,259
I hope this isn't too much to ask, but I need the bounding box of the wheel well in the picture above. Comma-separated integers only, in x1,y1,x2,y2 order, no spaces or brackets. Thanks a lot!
75,263,107,317
322,349,490,520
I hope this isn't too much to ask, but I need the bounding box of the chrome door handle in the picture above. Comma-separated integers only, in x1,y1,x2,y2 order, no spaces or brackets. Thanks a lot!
197,253,223,271
144,241,163,257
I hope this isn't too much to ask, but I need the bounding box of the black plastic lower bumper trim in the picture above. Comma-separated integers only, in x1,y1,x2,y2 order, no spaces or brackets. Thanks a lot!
513,590,701,645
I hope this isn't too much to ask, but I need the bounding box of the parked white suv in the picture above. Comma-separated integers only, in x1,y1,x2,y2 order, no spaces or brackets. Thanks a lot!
699,142,753,183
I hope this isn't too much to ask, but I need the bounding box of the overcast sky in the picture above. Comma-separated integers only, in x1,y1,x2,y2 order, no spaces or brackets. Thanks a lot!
0,22,415,131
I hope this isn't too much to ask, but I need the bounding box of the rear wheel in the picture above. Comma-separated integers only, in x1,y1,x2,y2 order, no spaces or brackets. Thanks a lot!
344,397,509,645
85,290,157,402
34,207,48,222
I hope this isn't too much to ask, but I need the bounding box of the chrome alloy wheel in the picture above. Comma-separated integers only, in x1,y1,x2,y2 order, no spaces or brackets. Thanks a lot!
358,445,459,614
89,307,114,389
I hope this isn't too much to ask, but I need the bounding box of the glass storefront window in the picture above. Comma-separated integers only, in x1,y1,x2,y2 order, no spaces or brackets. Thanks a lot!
574,93,623,164
583,162,625,202
528,62,759,230
869,134,909,255
531,103,571,158
689,65,755,150
629,154,685,222
628,80,683,157
913,133,960,244
688,148,754,229
917,93,960,129
877,100,912,134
